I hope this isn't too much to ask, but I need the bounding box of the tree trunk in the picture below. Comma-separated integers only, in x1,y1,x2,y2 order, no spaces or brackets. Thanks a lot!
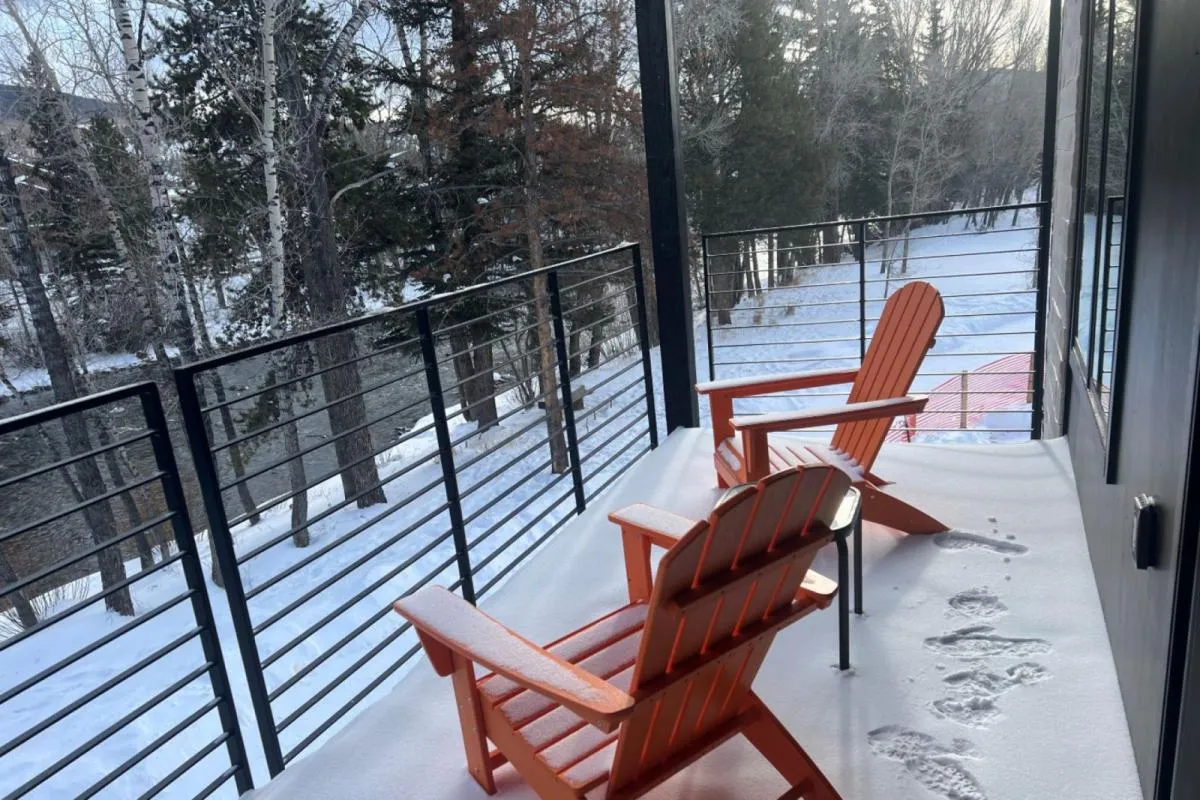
0,547,37,628
517,1,568,476
279,37,385,508
533,275,568,475
1,149,132,615
261,0,287,335
110,0,200,362
448,326,498,428
767,233,776,289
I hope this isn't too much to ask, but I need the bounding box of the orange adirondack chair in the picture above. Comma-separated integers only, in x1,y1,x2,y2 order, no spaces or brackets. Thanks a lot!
394,464,851,800
697,280,947,535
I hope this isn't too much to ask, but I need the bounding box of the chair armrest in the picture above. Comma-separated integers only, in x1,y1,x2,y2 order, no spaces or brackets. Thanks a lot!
608,503,703,549
394,586,635,731
730,395,929,435
695,368,859,399
609,504,705,602
796,569,839,609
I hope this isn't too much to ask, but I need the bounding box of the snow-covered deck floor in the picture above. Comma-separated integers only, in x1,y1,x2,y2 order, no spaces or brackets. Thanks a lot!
251,430,1141,800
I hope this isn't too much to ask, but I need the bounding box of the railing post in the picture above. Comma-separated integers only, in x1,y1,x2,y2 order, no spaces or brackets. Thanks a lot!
174,368,285,777
1032,200,1050,439
631,244,660,449
960,370,970,430
140,384,254,793
635,0,698,431
702,236,715,381
547,272,587,513
857,221,868,363
416,307,476,604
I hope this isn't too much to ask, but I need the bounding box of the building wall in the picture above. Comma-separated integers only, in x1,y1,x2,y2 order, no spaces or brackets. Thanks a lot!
1065,0,1200,795
1042,0,1088,437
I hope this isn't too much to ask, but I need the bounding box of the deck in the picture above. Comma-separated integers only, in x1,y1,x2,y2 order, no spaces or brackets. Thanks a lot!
248,430,1141,800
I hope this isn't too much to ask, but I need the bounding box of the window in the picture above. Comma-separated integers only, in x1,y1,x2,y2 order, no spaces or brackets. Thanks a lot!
1073,0,1138,421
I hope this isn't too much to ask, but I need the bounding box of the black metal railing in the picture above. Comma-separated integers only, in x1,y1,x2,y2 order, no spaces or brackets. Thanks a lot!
1095,194,1124,407
701,202,1047,441
0,383,251,799
173,243,657,775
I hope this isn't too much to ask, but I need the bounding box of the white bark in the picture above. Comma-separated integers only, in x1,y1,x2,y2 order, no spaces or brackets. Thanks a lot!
261,0,287,335
309,0,380,126
109,0,197,357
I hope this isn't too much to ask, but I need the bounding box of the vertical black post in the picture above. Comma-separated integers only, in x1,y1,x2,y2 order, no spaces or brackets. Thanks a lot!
416,307,476,604
1032,199,1051,440
853,498,864,616
702,236,715,381
836,532,850,671
635,0,697,431
174,368,284,777
857,221,868,363
1032,0,1061,441
631,245,660,449
547,272,587,513
141,385,254,793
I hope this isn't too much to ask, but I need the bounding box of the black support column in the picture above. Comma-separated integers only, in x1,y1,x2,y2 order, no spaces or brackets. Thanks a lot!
634,0,699,431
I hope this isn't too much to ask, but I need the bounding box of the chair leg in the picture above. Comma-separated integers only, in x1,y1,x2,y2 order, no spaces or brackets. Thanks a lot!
743,695,842,800
858,483,948,535
450,654,497,795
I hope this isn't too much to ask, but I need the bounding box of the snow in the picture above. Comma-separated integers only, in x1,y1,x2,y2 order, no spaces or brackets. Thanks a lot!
606,504,698,539
241,431,1140,800
0,209,1089,798
0,351,167,397
1,337,661,798
702,208,1042,443
394,586,623,709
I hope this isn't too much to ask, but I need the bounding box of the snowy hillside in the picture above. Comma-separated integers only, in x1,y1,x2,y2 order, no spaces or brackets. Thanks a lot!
702,208,1040,442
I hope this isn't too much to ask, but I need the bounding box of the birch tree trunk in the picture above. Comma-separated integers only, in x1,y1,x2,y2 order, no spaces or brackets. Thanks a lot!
1,149,133,616
109,0,199,362
262,0,287,331
261,0,309,544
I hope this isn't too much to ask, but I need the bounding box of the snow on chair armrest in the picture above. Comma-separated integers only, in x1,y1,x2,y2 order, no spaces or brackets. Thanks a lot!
796,569,838,609
608,503,703,546
729,395,929,434
394,586,634,730
695,367,859,397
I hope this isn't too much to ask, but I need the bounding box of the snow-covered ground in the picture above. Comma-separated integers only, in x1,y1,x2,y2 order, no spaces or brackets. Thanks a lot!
1,336,660,798
704,208,1041,442
245,430,1142,800
1,210,1060,798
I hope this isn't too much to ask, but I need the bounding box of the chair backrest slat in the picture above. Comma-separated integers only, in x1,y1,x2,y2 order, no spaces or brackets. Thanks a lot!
608,465,851,794
831,281,943,470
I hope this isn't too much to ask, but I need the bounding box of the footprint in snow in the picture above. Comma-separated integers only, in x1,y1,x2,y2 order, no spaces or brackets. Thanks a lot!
934,531,1029,557
942,662,1051,696
868,726,988,800
928,695,1002,728
906,756,990,800
868,725,980,762
947,588,1008,620
924,625,1051,660
928,662,1052,728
